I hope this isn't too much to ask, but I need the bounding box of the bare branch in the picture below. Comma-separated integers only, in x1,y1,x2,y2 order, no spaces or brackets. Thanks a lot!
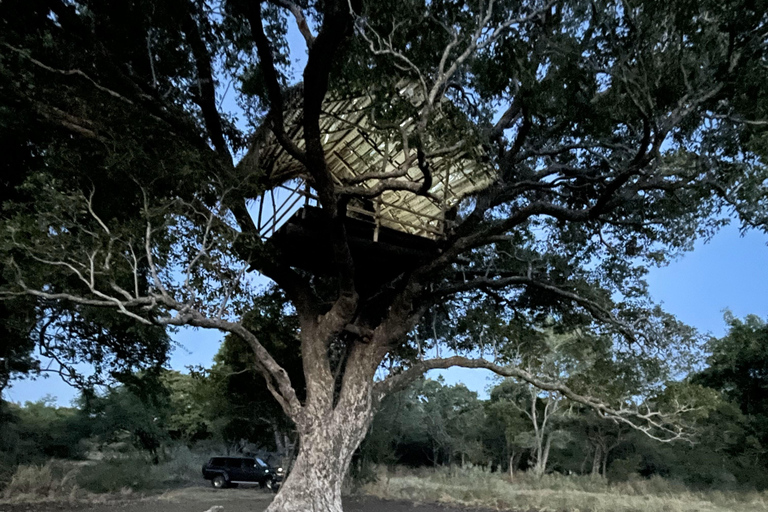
270,0,316,48
3,43,136,106
375,356,691,442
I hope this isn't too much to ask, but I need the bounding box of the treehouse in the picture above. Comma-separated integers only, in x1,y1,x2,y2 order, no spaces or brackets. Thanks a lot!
254,83,495,293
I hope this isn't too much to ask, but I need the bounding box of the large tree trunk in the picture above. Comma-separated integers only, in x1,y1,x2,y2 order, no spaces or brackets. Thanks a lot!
265,339,377,512
265,424,367,512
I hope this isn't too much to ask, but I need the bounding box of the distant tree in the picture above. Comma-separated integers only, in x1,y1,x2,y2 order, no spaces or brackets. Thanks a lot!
2,397,85,462
486,381,535,476
161,370,216,443
415,378,485,467
81,385,168,462
694,314,768,419
689,314,768,473
357,379,432,469
488,378,572,477
580,411,629,477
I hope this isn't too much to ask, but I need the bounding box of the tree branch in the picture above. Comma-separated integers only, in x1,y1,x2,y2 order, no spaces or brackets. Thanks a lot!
240,2,306,164
375,356,690,442
270,0,315,48
181,10,232,162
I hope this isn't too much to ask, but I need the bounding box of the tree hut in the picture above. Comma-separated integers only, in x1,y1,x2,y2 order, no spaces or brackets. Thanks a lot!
254,83,495,291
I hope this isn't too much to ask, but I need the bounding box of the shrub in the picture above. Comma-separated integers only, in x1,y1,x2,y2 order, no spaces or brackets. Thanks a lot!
76,458,157,494
608,454,642,482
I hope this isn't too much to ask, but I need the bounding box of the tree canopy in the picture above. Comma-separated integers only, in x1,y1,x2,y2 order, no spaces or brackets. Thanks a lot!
1,0,767,509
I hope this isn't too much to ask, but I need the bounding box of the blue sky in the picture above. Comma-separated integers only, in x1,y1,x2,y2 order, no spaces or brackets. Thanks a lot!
6,222,767,405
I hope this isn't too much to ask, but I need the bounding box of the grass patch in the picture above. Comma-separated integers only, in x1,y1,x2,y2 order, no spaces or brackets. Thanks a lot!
0,460,92,503
362,466,768,512
1,446,211,503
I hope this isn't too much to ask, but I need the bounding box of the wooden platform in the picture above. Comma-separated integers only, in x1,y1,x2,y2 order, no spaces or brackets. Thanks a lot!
270,207,439,295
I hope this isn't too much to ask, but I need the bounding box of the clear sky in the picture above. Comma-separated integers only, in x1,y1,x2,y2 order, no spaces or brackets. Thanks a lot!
6,221,767,405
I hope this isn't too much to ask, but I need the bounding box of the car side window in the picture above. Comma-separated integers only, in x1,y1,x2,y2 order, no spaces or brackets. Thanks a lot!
210,458,225,467
225,458,239,468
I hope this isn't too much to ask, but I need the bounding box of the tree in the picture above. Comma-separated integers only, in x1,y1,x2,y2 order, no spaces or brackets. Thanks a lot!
2,0,767,509
489,379,571,477
486,327,593,478
415,378,485,467
694,314,768,419
485,386,530,476
692,313,768,469
204,289,303,454
580,411,629,477
81,384,169,462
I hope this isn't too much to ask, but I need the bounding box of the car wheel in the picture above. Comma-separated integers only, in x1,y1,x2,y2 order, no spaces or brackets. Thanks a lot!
212,474,228,489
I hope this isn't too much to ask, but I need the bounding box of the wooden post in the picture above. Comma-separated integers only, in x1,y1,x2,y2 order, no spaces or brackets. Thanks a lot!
373,198,381,242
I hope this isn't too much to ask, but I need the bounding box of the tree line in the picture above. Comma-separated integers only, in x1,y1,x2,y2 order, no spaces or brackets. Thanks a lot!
3,312,767,490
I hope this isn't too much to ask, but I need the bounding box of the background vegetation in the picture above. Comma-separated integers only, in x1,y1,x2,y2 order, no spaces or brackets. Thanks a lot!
3,312,768,509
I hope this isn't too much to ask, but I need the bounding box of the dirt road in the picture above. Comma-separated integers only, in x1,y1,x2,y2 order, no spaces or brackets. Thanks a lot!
0,487,497,512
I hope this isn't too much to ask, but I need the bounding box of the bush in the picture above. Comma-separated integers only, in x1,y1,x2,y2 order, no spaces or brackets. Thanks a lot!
608,454,642,482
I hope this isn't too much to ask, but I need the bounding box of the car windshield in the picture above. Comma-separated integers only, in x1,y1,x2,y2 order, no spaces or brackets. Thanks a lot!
255,458,267,467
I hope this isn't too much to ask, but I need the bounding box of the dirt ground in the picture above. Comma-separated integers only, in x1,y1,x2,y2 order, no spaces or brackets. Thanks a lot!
0,486,497,512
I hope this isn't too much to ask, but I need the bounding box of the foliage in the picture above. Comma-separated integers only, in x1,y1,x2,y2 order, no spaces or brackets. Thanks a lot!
1,0,768,507
203,289,303,450
360,378,485,469
694,314,768,418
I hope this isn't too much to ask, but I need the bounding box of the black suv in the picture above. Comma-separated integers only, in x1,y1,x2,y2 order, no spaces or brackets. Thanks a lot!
202,456,284,490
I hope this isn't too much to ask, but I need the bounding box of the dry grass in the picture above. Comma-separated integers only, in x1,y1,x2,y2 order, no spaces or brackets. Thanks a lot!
0,460,109,505
0,447,209,505
361,466,768,512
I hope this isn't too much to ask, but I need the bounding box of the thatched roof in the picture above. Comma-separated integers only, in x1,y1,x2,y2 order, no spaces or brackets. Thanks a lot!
258,83,495,239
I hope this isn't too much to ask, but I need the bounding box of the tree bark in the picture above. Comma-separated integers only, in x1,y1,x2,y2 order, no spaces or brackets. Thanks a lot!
265,337,378,512
601,451,608,478
538,435,552,477
265,400,372,512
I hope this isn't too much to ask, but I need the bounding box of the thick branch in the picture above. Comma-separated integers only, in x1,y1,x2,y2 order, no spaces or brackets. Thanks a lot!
165,311,303,418
241,2,306,164
181,11,231,162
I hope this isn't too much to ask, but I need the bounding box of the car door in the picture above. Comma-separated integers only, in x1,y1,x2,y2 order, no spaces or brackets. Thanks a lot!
226,458,244,481
239,458,259,483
